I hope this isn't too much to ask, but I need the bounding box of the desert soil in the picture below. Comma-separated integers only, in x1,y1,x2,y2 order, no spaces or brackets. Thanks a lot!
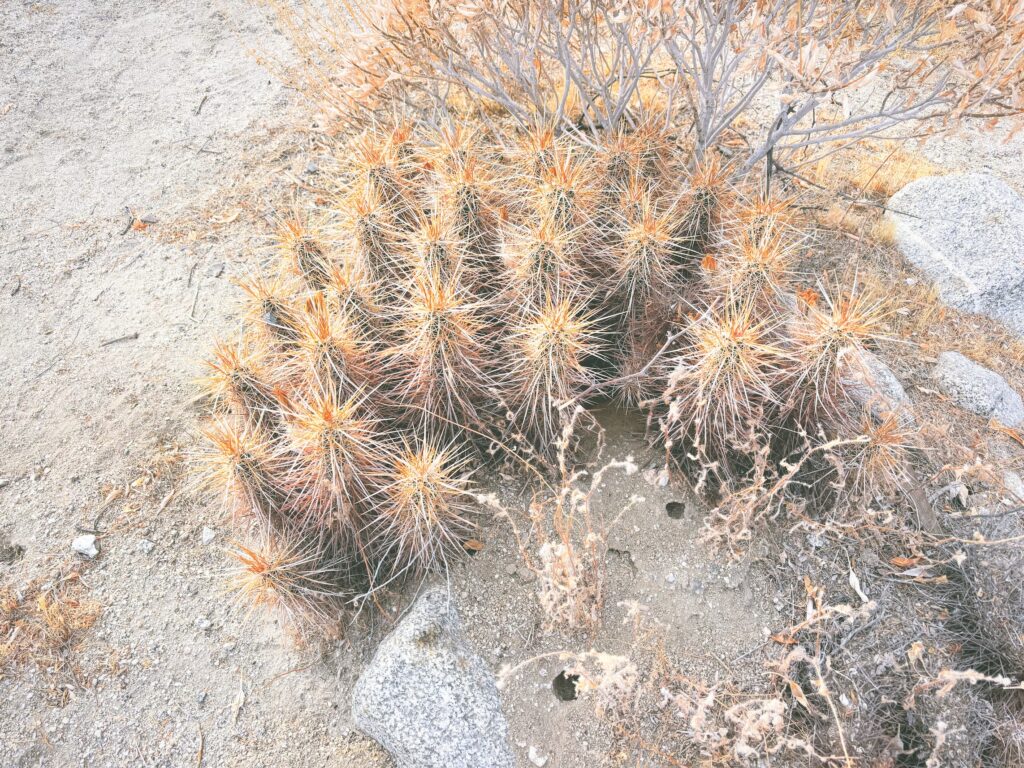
3,3,1023,768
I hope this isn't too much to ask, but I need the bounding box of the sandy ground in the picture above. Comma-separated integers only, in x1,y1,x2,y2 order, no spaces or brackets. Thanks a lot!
3,3,1024,768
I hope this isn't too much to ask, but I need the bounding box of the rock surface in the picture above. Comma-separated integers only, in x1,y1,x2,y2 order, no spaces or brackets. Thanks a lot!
842,350,915,426
932,351,1024,425
887,173,1024,333
352,586,515,768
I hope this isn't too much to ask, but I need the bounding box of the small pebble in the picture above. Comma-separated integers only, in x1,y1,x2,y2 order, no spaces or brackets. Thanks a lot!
72,534,99,559
196,617,212,632
665,573,676,584
138,539,155,555
201,527,216,545
516,566,535,582
528,746,549,766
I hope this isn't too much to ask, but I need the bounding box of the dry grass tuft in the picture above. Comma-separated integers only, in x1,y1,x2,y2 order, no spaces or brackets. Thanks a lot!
0,564,101,705
850,143,942,199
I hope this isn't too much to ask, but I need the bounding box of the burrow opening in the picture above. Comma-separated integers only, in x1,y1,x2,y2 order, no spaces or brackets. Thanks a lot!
552,670,580,701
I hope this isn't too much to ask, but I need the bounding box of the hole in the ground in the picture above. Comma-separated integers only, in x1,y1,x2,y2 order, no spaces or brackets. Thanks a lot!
0,535,24,565
665,501,685,519
552,670,580,701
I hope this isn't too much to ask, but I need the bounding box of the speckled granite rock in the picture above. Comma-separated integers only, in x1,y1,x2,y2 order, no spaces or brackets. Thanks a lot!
842,350,915,426
352,586,514,768
887,173,1024,333
932,351,1024,426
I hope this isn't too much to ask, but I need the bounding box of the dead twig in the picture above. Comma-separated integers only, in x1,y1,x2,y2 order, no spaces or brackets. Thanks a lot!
195,723,204,767
119,207,134,236
100,332,139,348
189,283,202,322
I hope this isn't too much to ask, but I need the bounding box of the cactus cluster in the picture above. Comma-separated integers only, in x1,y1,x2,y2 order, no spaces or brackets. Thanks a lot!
198,119,896,632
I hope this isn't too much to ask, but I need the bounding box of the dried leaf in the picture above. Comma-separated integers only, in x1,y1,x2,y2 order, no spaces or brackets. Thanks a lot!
989,419,1024,448
908,641,926,665
889,555,920,568
898,565,934,578
796,287,820,307
849,569,869,603
789,680,810,709
230,676,245,724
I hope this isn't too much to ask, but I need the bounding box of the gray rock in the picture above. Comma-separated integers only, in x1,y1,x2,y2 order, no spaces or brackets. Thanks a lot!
1003,470,1024,501
887,173,1024,333
932,351,1024,425
842,350,915,426
72,533,99,559
201,526,216,545
352,586,514,768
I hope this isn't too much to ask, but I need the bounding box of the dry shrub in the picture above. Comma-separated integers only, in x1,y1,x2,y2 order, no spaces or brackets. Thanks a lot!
263,0,1024,172
479,409,642,632
525,600,882,766
0,563,101,705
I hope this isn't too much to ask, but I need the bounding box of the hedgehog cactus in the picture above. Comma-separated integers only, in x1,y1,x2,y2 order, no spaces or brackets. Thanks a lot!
198,119,900,633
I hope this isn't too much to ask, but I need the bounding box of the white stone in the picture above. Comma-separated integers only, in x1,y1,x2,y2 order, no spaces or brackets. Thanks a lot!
352,585,515,768
72,534,99,559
